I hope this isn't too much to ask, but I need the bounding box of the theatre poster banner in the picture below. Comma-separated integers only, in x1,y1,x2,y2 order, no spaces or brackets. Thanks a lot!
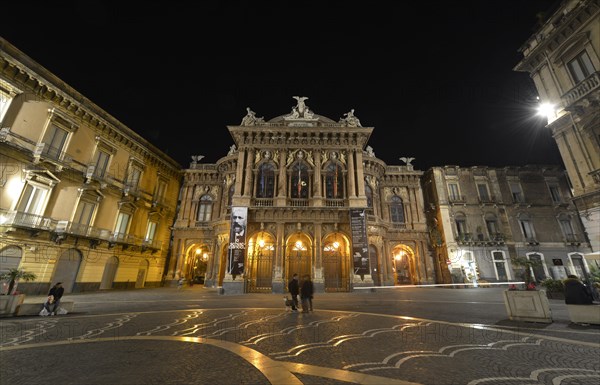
228,206,247,276
350,209,370,275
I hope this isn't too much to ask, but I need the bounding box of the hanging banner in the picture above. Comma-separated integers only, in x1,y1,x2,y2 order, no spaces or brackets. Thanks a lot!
350,208,370,275
228,206,248,277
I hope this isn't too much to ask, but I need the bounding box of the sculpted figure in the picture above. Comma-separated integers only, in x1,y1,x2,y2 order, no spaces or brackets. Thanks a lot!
340,109,362,127
241,107,264,126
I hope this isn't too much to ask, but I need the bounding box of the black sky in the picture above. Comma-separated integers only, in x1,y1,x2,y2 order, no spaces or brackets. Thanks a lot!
1,0,563,170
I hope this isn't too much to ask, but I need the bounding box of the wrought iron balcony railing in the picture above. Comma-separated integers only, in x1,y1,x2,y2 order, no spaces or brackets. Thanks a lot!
0,209,162,250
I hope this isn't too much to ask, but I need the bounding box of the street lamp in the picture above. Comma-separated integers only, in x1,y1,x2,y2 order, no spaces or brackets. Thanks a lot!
536,101,557,124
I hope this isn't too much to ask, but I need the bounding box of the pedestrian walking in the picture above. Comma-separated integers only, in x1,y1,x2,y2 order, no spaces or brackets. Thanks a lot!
288,273,300,311
300,274,314,313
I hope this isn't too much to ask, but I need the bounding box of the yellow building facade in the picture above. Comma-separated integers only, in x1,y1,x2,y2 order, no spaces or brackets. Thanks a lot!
0,38,181,294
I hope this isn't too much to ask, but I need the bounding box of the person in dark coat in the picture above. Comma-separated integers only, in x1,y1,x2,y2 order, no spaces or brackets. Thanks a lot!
300,274,314,313
288,274,300,311
44,282,64,315
564,275,593,305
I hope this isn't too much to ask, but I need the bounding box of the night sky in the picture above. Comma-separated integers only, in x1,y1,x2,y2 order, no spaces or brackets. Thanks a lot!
1,0,563,170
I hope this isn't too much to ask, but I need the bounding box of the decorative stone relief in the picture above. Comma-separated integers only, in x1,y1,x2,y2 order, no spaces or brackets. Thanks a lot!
306,151,314,167
286,149,306,166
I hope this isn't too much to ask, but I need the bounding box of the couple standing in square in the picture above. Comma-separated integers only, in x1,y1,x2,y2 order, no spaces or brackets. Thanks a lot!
288,273,313,313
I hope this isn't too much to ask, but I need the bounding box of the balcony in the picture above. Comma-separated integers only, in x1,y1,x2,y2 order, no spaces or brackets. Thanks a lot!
449,195,466,205
561,71,600,108
288,198,309,207
152,195,173,209
478,195,496,205
564,234,581,246
0,209,161,251
325,199,345,207
390,222,407,230
0,210,53,231
33,142,73,169
253,198,274,207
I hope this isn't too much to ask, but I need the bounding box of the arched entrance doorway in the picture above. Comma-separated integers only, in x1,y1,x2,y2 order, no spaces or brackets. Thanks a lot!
188,245,210,285
100,256,119,290
52,248,82,293
246,231,275,293
392,244,415,285
322,233,350,292
135,259,149,288
285,233,312,291
218,242,228,286
369,244,381,286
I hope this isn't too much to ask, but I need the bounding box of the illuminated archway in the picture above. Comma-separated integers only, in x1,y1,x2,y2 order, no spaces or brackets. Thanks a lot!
246,230,275,293
185,243,211,284
391,244,415,285
285,232,312,291
322,232,351,292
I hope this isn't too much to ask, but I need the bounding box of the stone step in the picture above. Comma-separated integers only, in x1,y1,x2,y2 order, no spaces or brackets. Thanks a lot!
16,301,75,316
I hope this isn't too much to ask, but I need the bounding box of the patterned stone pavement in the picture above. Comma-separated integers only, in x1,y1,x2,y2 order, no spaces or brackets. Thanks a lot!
1,288,599,384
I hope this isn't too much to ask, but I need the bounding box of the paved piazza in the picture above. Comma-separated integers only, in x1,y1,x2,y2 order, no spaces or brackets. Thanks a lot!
1,288,599,384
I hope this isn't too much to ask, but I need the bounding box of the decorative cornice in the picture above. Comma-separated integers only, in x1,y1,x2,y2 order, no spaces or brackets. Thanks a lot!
0,38,181,174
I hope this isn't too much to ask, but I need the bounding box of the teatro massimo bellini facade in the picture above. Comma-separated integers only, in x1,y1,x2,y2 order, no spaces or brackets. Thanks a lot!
170,97,434,294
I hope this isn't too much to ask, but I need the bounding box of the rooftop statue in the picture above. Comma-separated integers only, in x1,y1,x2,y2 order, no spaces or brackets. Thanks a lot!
339,109,362,127
284,96,317,120
294,96,308,115
241,107,265,126
191,155,205,164
399,157,415,171
228,144,237,156
365,145,375,157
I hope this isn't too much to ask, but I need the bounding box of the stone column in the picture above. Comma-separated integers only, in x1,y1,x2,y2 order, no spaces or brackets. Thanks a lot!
313,150,322,206
272,222,286,293
234,150,245,198
174,238,185,280
347,150,356,198
313,223,324,292
180,185,191,221
382,239,392,285
355,150,366,197
243,149,255,197
276,150,287,206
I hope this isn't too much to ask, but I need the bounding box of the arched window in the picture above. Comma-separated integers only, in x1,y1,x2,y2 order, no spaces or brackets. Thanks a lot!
390,195,405,223
324,162,344,199
256,162,276,198
197,194,213,222
365,183,373,208
291,162,309,199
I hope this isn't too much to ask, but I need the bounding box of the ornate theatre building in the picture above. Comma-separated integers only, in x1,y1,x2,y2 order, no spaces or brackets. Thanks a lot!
171,97,434,293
